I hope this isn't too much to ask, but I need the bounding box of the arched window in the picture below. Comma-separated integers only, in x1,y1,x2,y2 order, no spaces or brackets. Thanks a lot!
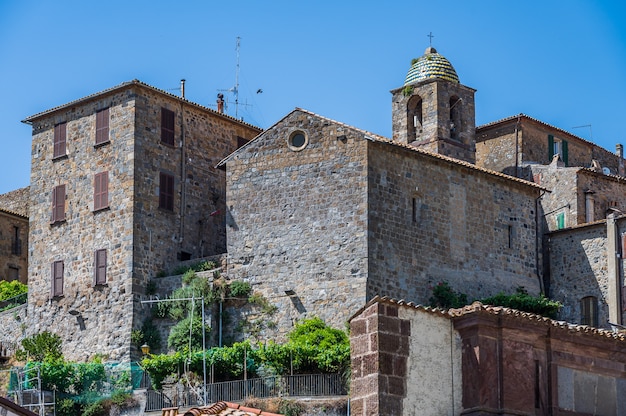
407,95,422,141
580,296,598,327
449,96,462,141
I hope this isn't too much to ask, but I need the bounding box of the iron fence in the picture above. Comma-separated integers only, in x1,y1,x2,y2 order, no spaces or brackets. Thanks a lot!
144,373,347,412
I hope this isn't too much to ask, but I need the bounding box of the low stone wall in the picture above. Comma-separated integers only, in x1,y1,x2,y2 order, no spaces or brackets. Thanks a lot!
0,304,27,354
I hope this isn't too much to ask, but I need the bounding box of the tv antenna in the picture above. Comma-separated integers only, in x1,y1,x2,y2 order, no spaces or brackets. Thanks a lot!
218,36,257,120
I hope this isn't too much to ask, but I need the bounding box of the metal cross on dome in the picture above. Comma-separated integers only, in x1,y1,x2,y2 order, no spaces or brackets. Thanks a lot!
427,32,434,46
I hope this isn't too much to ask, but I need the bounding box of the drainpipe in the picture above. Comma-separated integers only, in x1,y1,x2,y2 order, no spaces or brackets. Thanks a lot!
179,100,186,247
607,214,622,325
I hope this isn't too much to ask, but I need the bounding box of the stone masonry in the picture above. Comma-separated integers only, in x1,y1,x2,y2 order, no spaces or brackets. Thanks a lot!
21,80,260,361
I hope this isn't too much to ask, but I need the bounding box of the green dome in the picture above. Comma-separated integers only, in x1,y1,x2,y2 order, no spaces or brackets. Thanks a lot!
404,47,459,85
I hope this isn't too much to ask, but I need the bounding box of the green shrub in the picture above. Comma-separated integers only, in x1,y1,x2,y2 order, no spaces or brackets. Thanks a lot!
481,287,562,319
429,281,468,309
0,280,27,300
229,280,252,298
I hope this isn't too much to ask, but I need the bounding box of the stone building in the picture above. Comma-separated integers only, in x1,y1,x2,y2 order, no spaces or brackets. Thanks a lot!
350,296,626,416
20,80,261,361
0,187,29,284
221,47,543,336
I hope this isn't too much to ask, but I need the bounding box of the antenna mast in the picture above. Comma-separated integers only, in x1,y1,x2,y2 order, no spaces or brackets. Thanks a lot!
234,37,240,119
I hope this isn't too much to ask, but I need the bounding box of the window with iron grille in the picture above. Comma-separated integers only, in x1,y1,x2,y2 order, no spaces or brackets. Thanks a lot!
159,172,175,211
161,108,175,146
95,108,110,145
94,249,107,285
94,172,109,211
51,185,66,224
53,122,67,158
51,260,64,297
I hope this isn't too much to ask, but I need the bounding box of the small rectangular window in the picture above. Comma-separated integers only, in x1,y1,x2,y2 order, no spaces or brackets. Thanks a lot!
237,136,248,148
51,185,66,223
12,226,21,256
94,249,107,285
580,296,598,327
161,108,175,146
508,225,513,248
51,260,64,297
159,172,175,211
53,122,67,158
412,197,418,223
95,108,110,145
94,172,109,211
8,266,19,282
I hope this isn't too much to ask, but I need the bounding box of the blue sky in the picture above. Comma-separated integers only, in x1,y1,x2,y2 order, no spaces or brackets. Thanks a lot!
1,1,625,194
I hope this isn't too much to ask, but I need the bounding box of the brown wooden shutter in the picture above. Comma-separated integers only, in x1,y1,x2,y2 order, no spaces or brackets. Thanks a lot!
51,260,64,297
159,172,174,211
54,122,67,158
52,185,66,223
94,249,107,285
94,172,109,211
161,108,175,145
95,108,109,145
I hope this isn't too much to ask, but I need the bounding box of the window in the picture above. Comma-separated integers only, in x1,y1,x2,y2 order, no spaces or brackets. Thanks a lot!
237,136,248,148
51,260,64,297
8,266,19,282
507,225,513,248
580,296,598,327
555,212,565,230
287,130,308,151
94,249,107,285
53,122,67,158
51,185,66,223
407,95,423,141
548,134,568,165
94,172,109,211
449,96,462,141
95,108,110,145
161,108,175,146
12,226,21,256
159,172,175,211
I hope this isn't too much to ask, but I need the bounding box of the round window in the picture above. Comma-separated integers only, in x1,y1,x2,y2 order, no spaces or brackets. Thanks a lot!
288,130,308,151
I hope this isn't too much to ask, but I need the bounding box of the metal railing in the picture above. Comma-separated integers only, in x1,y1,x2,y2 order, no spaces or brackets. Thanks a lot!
144,373,347,412
0,292,27,312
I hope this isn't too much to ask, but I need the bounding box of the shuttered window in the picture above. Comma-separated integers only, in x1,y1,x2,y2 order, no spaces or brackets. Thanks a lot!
51,185,66,223
51,260,64,297
95,108,110,145
94,249,107,285
580,296,598,327
548,134,568,166
53,122,67,158
159,172,175,211
161,108,175,146
94,172,109,211
555,212,565,230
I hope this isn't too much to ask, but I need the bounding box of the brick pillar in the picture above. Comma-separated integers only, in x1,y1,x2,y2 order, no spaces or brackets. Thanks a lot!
350,301,410,416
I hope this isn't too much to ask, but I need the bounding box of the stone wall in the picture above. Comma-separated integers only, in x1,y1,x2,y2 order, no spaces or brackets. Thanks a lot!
367,141,541,303
0,210,28,284
530,165,580,231
476,117,624,174
27,87,137,362
24,81,260,362
0,187,29,218
226,110,370,338
548,219,626,328
0,304,27,351
391,79,476,163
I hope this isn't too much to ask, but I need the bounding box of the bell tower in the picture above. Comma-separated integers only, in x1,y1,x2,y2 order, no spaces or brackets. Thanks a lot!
391,47,477,163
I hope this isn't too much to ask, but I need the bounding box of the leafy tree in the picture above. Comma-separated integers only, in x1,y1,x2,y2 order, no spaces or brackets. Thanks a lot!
16,331,63,362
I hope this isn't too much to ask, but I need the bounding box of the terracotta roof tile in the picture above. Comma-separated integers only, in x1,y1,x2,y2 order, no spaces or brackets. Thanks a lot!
174,401,283,416
357,296,626,342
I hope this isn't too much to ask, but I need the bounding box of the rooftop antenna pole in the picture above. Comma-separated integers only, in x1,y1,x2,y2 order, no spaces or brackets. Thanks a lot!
234,36,240,119
572,124,593,140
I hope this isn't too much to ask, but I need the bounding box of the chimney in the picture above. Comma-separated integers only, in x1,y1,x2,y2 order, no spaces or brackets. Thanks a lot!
217,93,225,114
180,79,186,99
617,144,625,176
